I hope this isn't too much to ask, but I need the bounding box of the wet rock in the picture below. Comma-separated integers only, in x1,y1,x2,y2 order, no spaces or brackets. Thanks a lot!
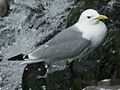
22,62,47,90
0,61,26,90
0,0,120,90
111,64,120,85
0,0,73,90
83,79,120,90
67,0,111,27
0,0,8,16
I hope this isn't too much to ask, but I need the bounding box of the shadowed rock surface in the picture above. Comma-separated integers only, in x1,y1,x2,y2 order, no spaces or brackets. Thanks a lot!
0,0,120,90
0,0,8,16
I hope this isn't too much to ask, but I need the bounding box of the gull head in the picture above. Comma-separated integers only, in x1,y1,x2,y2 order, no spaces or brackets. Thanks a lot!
79,9,108,25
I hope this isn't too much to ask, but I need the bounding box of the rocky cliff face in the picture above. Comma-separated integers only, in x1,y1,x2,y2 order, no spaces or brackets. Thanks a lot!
0,0,120,90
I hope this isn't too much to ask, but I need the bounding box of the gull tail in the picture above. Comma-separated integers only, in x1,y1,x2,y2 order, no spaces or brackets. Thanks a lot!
8,54,45,64
8,53,26,61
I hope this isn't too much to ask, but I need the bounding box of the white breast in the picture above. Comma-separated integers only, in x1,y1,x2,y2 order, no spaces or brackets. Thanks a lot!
75,21,107,47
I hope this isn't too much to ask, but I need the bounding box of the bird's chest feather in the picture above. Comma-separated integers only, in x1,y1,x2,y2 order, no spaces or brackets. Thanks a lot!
90,29,106,47
76,22,107,47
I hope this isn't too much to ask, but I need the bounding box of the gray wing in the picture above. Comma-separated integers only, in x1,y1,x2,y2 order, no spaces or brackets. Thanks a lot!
28,25,92,60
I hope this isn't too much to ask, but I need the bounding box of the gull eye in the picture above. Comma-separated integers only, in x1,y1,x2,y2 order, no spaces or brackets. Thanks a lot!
87,16,91,19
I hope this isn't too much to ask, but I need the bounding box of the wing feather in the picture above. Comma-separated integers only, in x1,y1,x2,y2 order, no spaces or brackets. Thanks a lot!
28,26,91,60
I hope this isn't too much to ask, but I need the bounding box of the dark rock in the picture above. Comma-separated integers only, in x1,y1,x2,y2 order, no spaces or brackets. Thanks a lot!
1,0,120,90
83,79,120,90
0,0,8,16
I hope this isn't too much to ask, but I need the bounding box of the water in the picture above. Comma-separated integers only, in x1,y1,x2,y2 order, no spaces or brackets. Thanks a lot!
0,0,120,90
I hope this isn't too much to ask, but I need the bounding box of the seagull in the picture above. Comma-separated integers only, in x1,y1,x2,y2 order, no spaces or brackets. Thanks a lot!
8,9,108,64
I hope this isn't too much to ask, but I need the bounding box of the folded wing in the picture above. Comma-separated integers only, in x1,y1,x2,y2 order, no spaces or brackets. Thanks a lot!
28,25,92,61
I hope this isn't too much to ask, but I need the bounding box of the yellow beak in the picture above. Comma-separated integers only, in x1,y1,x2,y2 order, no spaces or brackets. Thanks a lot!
96,15,108,20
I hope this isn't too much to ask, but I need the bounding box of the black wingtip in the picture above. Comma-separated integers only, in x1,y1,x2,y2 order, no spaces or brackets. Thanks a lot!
8,53,25,61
